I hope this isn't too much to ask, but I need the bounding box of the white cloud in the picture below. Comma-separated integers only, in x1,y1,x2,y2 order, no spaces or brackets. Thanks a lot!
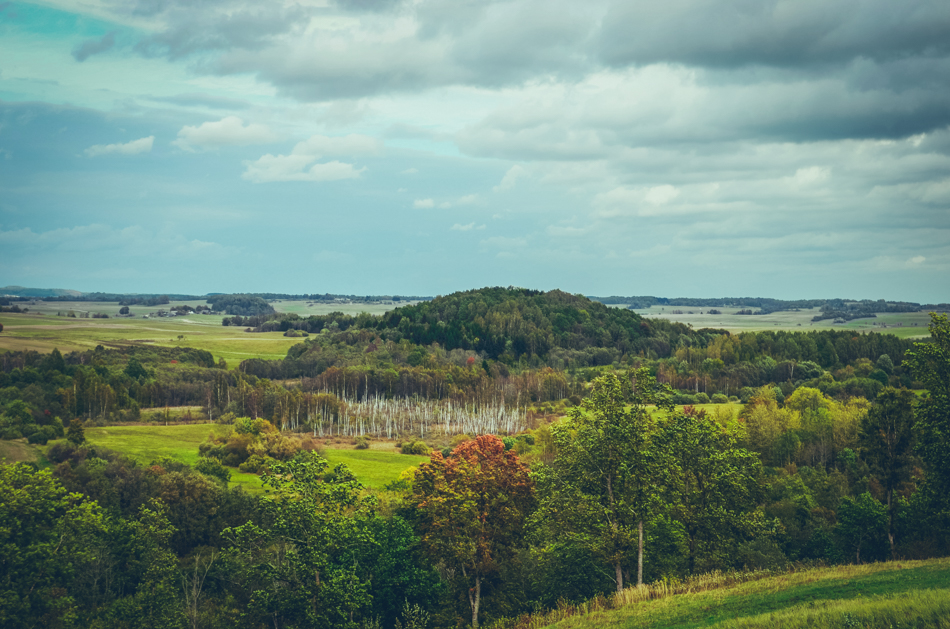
242,133,380,183
493,165,526,192
414,198,435,208
644,184,680,205
85,136,154,157
451,222,475,231
401,167,418,174
243,156,364,183
173,116,278,151
908,255,926,265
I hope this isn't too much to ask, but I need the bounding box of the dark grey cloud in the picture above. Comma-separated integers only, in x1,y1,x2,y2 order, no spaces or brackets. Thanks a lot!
597,0,950,69
133,1,310,59
72,31,117,62
151,92,251,110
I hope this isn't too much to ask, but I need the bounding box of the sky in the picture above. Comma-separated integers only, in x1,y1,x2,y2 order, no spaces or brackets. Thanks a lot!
1,0,949,301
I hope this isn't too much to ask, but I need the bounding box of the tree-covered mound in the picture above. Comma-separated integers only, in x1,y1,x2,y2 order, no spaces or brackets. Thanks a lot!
207,294,276,316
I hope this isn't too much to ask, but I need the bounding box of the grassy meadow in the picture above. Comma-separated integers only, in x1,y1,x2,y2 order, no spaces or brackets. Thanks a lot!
0,299,414,365
72,424,429,493
622,305,933,339
513,558,950,629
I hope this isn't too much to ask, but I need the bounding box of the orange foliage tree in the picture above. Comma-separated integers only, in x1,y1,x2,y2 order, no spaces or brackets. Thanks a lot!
412,435,534,628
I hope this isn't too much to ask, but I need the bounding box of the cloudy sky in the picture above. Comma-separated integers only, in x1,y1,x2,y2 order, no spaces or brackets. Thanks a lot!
1,0,948,300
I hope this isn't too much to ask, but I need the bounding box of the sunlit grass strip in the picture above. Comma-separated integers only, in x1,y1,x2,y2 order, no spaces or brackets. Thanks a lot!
717,589,950,628
489,559,950,629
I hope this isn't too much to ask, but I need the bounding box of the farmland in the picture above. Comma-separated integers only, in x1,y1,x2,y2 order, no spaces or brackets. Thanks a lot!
622,305,933,339
0,299,418,365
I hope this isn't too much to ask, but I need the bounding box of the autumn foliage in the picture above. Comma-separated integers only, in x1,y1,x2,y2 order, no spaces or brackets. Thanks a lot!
413,434,535,627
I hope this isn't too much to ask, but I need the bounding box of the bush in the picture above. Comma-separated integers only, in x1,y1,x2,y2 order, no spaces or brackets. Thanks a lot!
354,436,369,450
194,457,232,483
673,392,697,405
238,454,272,474
401,440,430,455
711,393,729,404
441,447,452,458
694,392,710,404
2,428,23,440
502,436,516,451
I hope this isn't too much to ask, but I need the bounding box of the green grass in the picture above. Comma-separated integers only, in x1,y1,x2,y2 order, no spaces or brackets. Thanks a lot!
75,424,428,493
514,558,950,629
626,306,933,339
0,439,48,466
0,310,302,367
322,448,430,488
78,424,265,492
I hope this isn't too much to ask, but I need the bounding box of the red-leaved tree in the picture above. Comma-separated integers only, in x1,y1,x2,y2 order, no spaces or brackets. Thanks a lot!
412,435,534,628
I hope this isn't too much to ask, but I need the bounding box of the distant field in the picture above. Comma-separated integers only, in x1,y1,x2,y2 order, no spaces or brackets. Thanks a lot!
618,305,933,339
0,439,47,466
0,299,412,364
0,310,301,367
272,300,421,317
533,557,950,629
76,424,429,492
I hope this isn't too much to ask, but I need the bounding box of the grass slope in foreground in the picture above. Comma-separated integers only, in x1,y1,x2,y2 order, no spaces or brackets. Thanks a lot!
79,424,429,492
530,558,950,629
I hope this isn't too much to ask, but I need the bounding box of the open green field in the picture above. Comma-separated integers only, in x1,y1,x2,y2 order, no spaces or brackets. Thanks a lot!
532,558,950,629
0,299,415,364
0,311,301,367
621,305,933,339
0,438,47,466
271,299,422,317
75,424,429,493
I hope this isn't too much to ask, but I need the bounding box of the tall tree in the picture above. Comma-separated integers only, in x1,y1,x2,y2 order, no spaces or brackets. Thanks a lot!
903,313,950,492
860,387,916,556
546,369,671,591
412,435,534,628
660,407,765,573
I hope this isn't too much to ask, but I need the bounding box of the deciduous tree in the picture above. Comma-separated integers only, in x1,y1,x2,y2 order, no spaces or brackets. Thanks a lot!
412,435,534,628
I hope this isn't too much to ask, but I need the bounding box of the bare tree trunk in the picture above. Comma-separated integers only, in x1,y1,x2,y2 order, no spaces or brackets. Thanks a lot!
887,488,895,557
638,520,644,586
615,562,623,593
468,575,481,628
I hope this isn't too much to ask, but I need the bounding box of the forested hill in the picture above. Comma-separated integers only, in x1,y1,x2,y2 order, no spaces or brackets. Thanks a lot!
371,287,709,362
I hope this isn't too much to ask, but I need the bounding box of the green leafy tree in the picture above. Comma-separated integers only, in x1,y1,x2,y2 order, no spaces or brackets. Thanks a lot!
224,451,377,628
412,435,534,628
860,387,916,556
660,407,766,573
66,418,86,445
0,463,107,628
904,313,950,493
545,369,671,590
837,492,887,564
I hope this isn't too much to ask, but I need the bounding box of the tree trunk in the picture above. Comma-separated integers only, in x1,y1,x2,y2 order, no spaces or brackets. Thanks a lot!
638,520,644,586
615,561,623,593
887,488,895,557
469,576,481,628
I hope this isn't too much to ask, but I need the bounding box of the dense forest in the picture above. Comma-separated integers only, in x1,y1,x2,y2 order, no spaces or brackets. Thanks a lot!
1,288,949,629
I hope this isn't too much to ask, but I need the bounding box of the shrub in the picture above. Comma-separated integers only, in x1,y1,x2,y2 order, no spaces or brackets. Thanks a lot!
238,454,272,474
694,392,711,404
1,427,23,440
673,392,698,405
502,436,516,451
354,436,369,450
441,447,452,458
711,393,729,404
401,440,430,455
194,457,232,484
